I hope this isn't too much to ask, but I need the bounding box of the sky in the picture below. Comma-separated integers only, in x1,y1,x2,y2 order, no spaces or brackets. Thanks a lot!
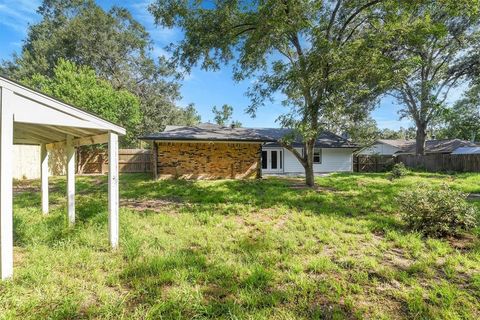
0,0,462,130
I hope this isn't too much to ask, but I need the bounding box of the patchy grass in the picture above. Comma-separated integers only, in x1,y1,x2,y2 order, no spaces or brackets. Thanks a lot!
1,172,479,319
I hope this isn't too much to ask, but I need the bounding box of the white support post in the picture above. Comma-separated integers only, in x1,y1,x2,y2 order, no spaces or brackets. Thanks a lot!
41,143,49,214
66,135,75,226
108,132,119,248
0,88,14,280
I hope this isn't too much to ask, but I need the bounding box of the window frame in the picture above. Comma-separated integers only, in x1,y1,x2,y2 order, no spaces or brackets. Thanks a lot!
313,148,322,164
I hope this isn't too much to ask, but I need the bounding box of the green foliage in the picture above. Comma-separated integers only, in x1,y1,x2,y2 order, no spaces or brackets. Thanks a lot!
388,1,480,154
149,0,399,186
2,0,199,138
436,84,480,141
212,104,241,127
398,184,478,237
23,59,141,146
390,163,409,180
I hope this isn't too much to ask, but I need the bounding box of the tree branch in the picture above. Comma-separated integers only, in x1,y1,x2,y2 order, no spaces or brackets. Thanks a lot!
326,0,342,40
336,0,382,41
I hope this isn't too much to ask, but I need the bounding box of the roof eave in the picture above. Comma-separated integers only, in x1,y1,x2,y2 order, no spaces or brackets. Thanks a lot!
138,137,276,143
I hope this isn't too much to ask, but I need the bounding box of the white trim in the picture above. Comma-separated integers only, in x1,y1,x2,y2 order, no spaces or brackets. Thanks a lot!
66,135,75,226
46,133,109,150
0,77,125,135
313,148,322,164
41,143,49,214
0,88,14,280
108,132,119,249
261,148,284,173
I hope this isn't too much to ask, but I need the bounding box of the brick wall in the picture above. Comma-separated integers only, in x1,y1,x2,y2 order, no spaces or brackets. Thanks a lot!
155,141,262,179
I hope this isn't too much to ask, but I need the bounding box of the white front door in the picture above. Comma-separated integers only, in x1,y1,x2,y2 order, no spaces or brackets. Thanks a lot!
261,149,283,173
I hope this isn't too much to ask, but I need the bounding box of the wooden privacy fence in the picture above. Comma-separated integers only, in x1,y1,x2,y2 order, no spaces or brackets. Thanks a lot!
354,155,395,172
396,154,480,172
78,148,152,174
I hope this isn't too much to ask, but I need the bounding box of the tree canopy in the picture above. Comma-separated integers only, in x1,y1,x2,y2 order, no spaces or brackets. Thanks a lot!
436,85,480,142
1,0,200,141
388,1,480,154
23,59,141,146
212,104,242,127
150,0,398,186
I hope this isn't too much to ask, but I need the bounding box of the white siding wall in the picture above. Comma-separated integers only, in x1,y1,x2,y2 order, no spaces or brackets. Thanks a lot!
358,143,399,155
278,147,353,173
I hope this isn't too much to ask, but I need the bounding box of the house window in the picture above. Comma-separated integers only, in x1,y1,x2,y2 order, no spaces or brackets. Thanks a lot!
313,148,322,164
271,150,278,169
261,151,267,169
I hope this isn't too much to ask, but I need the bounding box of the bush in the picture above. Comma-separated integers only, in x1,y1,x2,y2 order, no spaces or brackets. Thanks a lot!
390,163,409,179
397,184,478,237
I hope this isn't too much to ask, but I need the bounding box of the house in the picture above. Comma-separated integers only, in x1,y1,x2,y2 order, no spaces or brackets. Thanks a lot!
394,139,478,155
358,138,478,156
451,146,480,154
139,123,358,179
357,139,414,156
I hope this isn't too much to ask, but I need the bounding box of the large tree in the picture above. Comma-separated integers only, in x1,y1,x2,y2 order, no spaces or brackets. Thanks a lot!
23,59,142,147
389,1,480,154
1,0,199,139
436,85,480,142
149,0,397,186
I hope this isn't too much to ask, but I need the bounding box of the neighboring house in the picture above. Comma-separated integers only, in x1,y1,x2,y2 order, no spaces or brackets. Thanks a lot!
451,146,480,154
358,138,478,156
139,123,358,179
357,139,414,156
395,139,478,155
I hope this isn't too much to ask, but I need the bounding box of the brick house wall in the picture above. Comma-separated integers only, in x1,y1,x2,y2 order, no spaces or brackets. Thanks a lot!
154,141,262,179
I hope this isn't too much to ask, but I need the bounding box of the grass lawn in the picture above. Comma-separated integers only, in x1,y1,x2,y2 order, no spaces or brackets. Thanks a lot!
1,172,479,319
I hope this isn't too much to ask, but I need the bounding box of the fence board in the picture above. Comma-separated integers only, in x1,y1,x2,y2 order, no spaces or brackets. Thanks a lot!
80,149,152,174
354,155,395,172
396,154,480,172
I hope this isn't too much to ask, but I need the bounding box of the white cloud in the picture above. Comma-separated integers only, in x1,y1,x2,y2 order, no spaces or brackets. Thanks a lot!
0,0,41,34
127,1,181,44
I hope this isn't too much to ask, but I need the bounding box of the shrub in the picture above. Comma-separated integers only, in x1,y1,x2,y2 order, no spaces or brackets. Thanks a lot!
390,163,409,179
397,184,478,237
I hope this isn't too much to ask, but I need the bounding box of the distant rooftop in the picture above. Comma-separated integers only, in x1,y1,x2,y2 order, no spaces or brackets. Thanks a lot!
139,123,358,148
377,139,415,149
395,139,478,154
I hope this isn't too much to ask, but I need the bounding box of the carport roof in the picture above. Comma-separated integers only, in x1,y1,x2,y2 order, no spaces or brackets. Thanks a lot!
0,75,125,146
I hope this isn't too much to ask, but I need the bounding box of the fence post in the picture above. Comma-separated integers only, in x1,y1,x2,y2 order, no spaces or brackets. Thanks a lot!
99,154,104,174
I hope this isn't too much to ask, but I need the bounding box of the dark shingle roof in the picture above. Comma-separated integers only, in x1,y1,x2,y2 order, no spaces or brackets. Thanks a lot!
395,139,478,154
377,139,415,149
139,123,358,148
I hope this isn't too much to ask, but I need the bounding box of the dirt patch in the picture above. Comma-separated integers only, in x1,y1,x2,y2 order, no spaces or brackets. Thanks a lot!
446,234,478,251
13,185,40,194
467,193,480,201
121,198,186,212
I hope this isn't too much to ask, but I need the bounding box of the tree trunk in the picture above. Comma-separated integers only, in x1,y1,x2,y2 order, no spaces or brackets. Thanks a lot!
304,140,315,187
415,125,427,155
305,162,315,187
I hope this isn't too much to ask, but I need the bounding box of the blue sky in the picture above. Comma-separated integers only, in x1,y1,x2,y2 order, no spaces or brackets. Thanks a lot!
0,0,455,130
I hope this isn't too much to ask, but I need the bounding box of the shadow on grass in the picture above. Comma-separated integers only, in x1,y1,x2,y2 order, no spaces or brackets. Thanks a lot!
12,172,406,248
119,240,357,318
12,177,109,247
119,173,403,230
